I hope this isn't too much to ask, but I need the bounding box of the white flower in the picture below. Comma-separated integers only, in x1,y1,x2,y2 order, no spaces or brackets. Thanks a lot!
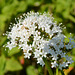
51,61,58,68
65,44,72,49
5,11,75,70
37,57,45,67
52,54,58,60
24,52,31,59
34,49,42,58
6,42,16,50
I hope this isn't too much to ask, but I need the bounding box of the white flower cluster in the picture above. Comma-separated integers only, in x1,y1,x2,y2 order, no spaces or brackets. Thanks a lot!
5,12,75,70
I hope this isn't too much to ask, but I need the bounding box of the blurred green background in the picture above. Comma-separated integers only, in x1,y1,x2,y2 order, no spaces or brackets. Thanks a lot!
0,0,75,75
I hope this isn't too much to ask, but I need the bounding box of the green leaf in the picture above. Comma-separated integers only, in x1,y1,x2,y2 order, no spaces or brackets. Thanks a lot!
40,4,49,12
27,0,35,5
26,66,38,75
0,15,7,33
8,47,20,56
72,48,75,55
0,55,6,75
0,36,7,47
0,0,5,9
68,15,75,23
69,62,75,67
16,1,27,12
2,0,19,16
5,57,22,71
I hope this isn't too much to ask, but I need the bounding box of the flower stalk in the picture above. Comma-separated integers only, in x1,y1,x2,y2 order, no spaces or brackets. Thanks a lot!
56,68,58,75
61,70,65,75
43,58,53,75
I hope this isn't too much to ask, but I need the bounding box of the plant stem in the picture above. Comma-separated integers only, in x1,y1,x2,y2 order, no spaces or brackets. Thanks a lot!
61,70,65,75
56,68,58,75
43,58,53,75
44,66,47,75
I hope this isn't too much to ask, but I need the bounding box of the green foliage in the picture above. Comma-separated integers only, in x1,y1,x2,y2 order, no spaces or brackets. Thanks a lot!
26,66,38,75
8,47,20,56
0,55,6,75
0,36,6,47
5,57,22,71
0,0,75,75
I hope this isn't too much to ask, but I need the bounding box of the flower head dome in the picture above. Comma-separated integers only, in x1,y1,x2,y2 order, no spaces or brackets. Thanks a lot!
5,11,75,70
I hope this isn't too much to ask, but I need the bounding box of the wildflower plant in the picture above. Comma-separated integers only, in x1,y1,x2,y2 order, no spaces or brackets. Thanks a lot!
4,11,75,74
